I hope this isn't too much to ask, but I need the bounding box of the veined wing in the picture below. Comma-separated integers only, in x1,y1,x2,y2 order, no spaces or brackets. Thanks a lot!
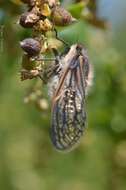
51,55,87,151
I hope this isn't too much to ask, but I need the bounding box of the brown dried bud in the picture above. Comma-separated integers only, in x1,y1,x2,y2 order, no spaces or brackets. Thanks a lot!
20,38,41,56
51,6,76,26
19,9,39,28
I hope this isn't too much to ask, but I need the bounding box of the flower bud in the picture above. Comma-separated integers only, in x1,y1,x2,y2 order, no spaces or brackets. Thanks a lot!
51,6,76,26
19,9,39,28
20,38,41,56
36,98,49,111
40,3,51,17
34,19,53,32
21,54,36,70
20,69,39,81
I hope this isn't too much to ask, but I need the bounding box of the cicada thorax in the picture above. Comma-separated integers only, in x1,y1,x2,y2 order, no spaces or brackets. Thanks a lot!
50,44,89,151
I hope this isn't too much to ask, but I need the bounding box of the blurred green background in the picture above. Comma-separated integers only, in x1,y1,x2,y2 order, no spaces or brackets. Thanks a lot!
0,1,126,190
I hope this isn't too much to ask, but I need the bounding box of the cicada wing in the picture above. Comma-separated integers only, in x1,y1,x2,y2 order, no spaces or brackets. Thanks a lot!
50,58,87,151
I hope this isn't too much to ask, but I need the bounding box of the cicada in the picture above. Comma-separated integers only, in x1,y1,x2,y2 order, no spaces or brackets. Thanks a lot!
48,44,93,151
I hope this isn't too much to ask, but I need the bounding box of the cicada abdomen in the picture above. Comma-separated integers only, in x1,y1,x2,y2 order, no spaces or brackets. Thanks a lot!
49,44,93,151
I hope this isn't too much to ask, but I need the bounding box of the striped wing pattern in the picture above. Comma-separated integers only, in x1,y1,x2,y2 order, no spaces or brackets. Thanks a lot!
50,45,88,151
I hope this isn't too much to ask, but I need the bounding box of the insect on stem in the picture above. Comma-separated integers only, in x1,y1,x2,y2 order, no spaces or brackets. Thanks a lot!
48,44,93,152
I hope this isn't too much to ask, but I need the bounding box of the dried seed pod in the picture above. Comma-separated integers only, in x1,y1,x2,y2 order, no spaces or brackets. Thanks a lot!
51,6,76,26
20,38,41,57
19,9,39,28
